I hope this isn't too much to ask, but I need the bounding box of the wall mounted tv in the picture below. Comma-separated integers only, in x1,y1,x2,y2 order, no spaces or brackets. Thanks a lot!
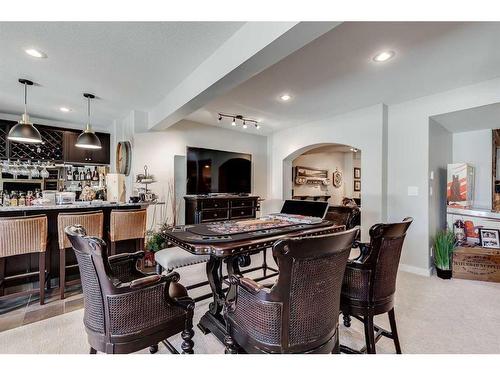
186,147,252,195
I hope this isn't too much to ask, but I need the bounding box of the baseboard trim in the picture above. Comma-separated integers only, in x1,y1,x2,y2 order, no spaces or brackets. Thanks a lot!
399,263,432,277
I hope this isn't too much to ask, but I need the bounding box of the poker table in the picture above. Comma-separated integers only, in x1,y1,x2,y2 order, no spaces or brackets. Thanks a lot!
163,217,344,342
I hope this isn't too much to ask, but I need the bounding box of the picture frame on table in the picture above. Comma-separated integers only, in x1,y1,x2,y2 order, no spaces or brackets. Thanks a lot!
479,228,500,249
354,180,361,192
354,167,361,179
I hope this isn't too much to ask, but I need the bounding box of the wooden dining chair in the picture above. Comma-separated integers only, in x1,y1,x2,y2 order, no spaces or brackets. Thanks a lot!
109,209,147,256
224,227,359,354
0,215,48,305
340,217,413,354
65,224,195,354
57,210,103,299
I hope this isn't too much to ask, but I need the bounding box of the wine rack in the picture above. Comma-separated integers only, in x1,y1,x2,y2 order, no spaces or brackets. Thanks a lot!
9,127,64,161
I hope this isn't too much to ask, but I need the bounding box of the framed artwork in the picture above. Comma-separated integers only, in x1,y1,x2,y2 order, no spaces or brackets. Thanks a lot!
354,167,361,179
354,180,361,192
333,169,342,188
479,228,500,249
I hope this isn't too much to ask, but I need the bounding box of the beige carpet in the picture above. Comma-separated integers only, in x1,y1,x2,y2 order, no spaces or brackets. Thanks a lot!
1,256,500,354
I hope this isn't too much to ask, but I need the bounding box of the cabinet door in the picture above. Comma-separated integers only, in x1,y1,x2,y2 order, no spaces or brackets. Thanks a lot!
63,131,88,163
63,131,110,164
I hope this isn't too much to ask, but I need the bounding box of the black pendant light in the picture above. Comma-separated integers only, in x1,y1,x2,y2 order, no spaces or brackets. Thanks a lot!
76,93,101,149
8,79,43,144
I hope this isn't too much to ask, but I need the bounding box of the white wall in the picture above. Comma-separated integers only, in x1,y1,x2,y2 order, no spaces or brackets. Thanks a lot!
428,119,452,250
452,129,492,209
268,104,386,240
132,120,268,224
388,76,500,275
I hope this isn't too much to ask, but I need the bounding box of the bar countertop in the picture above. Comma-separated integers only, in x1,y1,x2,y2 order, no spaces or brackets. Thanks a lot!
0,201,152,212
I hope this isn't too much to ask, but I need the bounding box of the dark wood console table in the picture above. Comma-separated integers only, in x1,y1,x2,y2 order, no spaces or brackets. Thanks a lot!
184,195,260,224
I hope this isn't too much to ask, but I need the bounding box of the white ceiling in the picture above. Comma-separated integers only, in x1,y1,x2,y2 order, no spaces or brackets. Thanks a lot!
187,22,500,134
432,102,500,133
0,22,243,129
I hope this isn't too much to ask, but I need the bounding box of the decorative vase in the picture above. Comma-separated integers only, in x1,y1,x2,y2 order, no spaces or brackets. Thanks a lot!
436,267,452,279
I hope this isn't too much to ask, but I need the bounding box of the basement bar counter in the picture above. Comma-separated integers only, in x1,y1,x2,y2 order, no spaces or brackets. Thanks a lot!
0,202,149,288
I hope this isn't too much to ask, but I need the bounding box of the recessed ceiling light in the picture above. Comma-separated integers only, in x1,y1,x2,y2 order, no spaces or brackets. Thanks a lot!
280,94,291,101
373,50,395,63
25,48,47,59
59,107,71,113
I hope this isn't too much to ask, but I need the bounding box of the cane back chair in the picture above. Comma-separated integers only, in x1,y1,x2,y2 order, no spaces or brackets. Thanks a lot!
57,210,103,299
224,227,359,354
325,206,361,230
340,217,413,354
65,224,195,354
0,215,48,305
109,209,147,256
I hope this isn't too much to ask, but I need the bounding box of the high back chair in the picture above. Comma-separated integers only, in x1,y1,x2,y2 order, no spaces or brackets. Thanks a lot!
340,217,413,354
109,209,147,256
224,227,358,354
0,215,48,305
57,210,103,299
65,224,195,354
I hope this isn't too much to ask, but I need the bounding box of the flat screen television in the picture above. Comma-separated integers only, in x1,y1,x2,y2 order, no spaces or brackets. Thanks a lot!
186,147,252,194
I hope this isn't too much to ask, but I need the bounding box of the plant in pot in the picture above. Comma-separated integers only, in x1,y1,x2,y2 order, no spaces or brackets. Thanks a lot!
433,229,457,279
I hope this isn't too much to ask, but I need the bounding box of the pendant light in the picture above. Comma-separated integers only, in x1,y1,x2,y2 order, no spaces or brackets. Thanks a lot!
76,93,101,149
8,79,43,144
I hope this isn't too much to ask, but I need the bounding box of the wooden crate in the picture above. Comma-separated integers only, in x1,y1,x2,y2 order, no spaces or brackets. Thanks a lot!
452,246,500,283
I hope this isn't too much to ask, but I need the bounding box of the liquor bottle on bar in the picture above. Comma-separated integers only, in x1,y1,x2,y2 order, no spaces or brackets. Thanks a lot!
67,167,73,181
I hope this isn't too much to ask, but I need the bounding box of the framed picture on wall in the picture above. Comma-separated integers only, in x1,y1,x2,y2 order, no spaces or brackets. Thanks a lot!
479,228,500,249
354,167,361,179
354,180,361,192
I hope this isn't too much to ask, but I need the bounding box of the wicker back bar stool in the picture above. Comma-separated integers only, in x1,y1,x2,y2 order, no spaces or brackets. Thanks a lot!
57,210,103,299
65,224,195,354
340,217,413,354
109,209,147,256
223,227,359,354
0,215,48,305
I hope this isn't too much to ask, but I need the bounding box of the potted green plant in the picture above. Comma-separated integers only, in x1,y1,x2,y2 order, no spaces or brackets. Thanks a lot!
433,229,456,279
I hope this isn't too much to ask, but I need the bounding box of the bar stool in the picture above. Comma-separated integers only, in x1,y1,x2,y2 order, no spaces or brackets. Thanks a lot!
109,209,147,256
57,210,103,299
0,215,48,305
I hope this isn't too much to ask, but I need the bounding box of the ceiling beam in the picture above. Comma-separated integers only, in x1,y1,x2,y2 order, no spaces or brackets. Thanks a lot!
148,21,341,131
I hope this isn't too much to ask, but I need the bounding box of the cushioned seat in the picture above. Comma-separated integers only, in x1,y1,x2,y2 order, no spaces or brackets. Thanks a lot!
155,247,210,272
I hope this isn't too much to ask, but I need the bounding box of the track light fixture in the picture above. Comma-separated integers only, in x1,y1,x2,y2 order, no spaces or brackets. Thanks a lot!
218,113,260,130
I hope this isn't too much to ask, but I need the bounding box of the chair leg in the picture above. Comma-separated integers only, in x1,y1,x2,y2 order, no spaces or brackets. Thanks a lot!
39,252,46,305
181,328,194,354
149,344,159,354
388,308,402,354
363,313,376,354
89,347,97,354
262,248,267,277
0,257,5,297
59,249,66,300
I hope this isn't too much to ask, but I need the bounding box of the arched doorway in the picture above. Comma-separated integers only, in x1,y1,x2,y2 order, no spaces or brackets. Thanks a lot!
283,143,361,207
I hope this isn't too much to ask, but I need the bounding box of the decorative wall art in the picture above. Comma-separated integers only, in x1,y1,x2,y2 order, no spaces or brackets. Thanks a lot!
332,168,342,188
294,166,330,185
354,167,361,179
354,180,361,192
